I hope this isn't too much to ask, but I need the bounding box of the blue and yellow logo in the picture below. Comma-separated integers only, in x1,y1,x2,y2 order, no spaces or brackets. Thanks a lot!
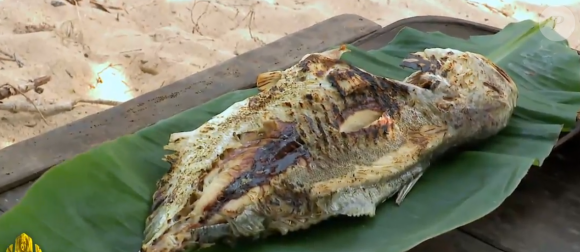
5,233,42,252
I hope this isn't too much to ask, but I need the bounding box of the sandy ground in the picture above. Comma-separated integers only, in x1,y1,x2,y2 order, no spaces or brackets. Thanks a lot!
0,0,578,149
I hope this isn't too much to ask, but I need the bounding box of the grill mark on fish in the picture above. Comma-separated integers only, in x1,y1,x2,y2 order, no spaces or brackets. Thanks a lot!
170,148,260,224
301,95,333,156
297,54,345,74
304,115,321,136
400,53,442,74
281,65,409,160
483,81,502,95
325,66,409,129
351,67,410,117
485,60,512,84
200,123,311,223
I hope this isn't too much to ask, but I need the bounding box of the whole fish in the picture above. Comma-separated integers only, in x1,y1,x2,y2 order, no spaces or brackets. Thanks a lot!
141,45,518,252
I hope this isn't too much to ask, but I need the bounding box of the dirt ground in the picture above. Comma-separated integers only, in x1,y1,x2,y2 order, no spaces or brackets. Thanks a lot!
0,0,578,149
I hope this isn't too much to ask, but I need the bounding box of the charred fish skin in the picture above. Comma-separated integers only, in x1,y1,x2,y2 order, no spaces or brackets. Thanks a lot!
141,46,518,252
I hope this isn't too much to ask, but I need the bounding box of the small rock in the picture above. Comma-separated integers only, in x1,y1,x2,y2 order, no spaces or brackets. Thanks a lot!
51,0,66,7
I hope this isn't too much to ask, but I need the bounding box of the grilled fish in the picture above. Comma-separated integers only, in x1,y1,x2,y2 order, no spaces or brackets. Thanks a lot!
141,45,518,252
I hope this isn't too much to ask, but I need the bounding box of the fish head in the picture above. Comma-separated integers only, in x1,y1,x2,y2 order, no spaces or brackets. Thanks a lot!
141,120,311,252
140,103,325,252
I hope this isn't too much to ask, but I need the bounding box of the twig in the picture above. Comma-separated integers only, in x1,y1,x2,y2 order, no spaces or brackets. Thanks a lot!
188,0,211,35
0,76,51,100
96,63,122,76
236,3,265,45
12,22,55,34
71,0,86,46
0,49,24,68
1,83,48,124
247,8,264,45
119,48,142,54
90,0,111,13
0,98,122,116
94,63,123,86
89,0,125,13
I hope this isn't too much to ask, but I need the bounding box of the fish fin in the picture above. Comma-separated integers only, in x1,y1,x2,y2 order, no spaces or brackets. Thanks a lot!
256,71,282,92
395,172,424,206
394,125,445,206
331,191,377,217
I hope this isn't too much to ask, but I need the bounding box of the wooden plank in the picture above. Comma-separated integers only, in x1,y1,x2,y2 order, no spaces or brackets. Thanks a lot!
354,15,501,50
409,230,503,252
0,182,32,212
0,14,380,193
534,133,580,188
460,136,580,252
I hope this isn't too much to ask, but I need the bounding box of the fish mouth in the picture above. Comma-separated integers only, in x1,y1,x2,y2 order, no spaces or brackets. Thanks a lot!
142,118,307,252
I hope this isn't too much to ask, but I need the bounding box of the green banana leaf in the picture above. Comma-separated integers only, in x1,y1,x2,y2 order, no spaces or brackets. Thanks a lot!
1,19,579,252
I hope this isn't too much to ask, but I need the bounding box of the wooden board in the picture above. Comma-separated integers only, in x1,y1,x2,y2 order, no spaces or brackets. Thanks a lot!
0,14,381,193
0,182,31,212
353,15,502,50
409,230,502,252
460,136,580,252
535,134,580,188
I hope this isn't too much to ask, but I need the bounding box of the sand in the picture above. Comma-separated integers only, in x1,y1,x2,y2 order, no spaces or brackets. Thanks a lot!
0,0,578,149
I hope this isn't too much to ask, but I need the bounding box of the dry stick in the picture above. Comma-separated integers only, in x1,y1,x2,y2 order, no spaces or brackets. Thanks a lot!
236,3,264,45
0,76,51,100
1,83,49,124
247,8,264,45
0,49,24,68
90,0,111,13
64,0,80,5
88,0,125,13
0,98,122,116
119,48,142,54
96,63,122,76
72,0,85,45
189,0,211,35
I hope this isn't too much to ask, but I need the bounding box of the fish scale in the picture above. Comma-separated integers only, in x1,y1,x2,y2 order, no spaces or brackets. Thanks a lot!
141,46,518,252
